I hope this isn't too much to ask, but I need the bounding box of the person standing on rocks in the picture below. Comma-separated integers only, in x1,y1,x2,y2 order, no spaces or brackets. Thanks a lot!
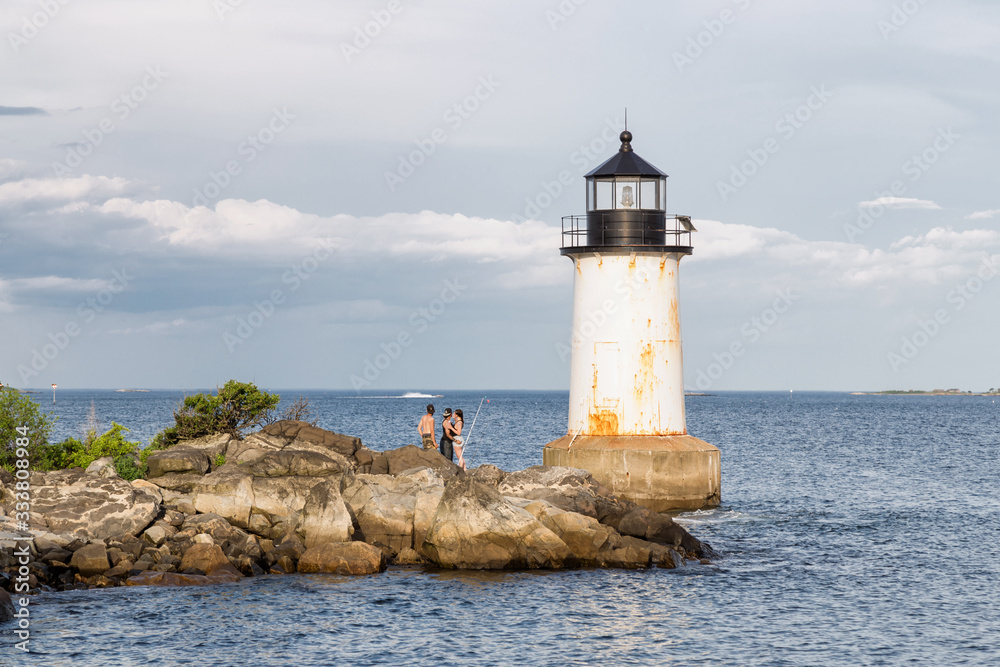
439,408,455,461
452,408,466,471
418,404,436,450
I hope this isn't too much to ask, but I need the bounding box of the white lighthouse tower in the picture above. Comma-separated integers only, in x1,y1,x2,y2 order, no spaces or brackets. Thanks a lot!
543,130,721,511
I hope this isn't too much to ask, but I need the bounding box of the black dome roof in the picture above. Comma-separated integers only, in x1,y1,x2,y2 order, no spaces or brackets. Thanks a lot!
585,131,668,178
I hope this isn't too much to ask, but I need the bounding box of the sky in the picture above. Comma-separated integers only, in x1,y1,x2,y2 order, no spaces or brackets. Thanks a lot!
1,0,999,392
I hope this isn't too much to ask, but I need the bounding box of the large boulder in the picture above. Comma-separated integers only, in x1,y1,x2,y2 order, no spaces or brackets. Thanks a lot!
340,470,442,555
146,473,205,494
179,543,241,578
421,476,573,570
181,514,239,543
0,590,14,622
173,433,233,459
70,544,110,577
498,466,630,526
244,450,349,478
297,542,386,575
370,445,460,477
84,457,118,478
294,479,353,548
189,464,340,535
190,466,255,528
145,449,211,478
521,499,622,566
28,470,159,541
259,420,361,459
125,569,242,587
498,466,706,556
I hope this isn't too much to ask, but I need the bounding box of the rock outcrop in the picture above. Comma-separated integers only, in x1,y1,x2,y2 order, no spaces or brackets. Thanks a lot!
0,422,709,594
27,469,159,542
421,476,574,569
298,542,386,575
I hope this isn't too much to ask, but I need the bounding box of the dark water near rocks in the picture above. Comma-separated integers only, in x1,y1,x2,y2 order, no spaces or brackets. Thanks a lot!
6,390,999,666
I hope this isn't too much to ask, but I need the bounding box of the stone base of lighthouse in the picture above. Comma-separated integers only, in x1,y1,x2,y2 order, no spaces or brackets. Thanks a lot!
543,435,721,512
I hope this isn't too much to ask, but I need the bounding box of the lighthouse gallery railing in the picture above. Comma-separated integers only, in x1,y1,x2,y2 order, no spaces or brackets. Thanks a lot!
560,214,694,250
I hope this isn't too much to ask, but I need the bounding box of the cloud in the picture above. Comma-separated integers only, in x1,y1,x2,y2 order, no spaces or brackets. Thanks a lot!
108,318,187,335
0,175,133,206
857,197,942,210
693,219,1000,290
0,159,28,183
0,106,47,116
967,209,1000,220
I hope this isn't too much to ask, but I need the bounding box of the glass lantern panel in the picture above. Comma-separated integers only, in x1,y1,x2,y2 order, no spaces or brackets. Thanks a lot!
614,178,640,210
595,180,614,210
587,180,596,211
639,179,660,211
660,178,667,210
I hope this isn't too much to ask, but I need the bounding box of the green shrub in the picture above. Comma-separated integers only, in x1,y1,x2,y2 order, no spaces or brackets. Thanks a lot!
114,454,145,481
151,380,280,448
35,422,142,472
0,386,55,470
214,453,226,467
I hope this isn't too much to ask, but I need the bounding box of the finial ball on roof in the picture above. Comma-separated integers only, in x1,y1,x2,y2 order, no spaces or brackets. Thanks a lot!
619,130,633,152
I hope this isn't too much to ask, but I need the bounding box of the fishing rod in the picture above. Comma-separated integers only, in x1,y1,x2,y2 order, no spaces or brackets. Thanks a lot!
459,396,486,467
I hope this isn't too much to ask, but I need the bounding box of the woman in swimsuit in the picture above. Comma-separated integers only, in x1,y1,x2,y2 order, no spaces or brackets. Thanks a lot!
452,409,465,470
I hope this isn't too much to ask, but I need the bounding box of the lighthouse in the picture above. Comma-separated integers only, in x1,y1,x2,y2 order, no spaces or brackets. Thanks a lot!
543,129,721,511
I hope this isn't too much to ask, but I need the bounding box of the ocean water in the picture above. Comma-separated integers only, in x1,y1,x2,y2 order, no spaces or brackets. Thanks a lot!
5,390,999,666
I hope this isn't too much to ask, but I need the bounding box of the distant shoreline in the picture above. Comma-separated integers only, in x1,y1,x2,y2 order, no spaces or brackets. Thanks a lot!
851,391,1000,397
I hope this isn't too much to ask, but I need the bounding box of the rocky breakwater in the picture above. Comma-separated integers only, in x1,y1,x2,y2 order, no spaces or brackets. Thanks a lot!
0,420,712,594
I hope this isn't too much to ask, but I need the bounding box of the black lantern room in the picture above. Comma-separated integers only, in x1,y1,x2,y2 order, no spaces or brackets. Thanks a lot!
561,131,694,255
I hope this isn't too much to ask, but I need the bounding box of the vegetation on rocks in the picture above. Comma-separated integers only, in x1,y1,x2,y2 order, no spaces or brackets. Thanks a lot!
150,380,281,451
0,385,55,471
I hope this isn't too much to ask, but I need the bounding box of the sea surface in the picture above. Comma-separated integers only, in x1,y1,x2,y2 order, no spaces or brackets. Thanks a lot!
4,389,999,666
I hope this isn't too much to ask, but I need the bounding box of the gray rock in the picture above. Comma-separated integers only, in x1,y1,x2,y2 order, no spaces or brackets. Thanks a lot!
294,479,353,548
146,449,211,478
258,420,362,459
142,525,168,547
297,542,386,575
244,450,349,478
182,513,238,542
70,544,111,577
340,471,443,555
85,457,117,478
0,590,15,622
173,433,233,459
28,469,159,541
421,476,572,570
370,445,461,478
146,473,205,494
